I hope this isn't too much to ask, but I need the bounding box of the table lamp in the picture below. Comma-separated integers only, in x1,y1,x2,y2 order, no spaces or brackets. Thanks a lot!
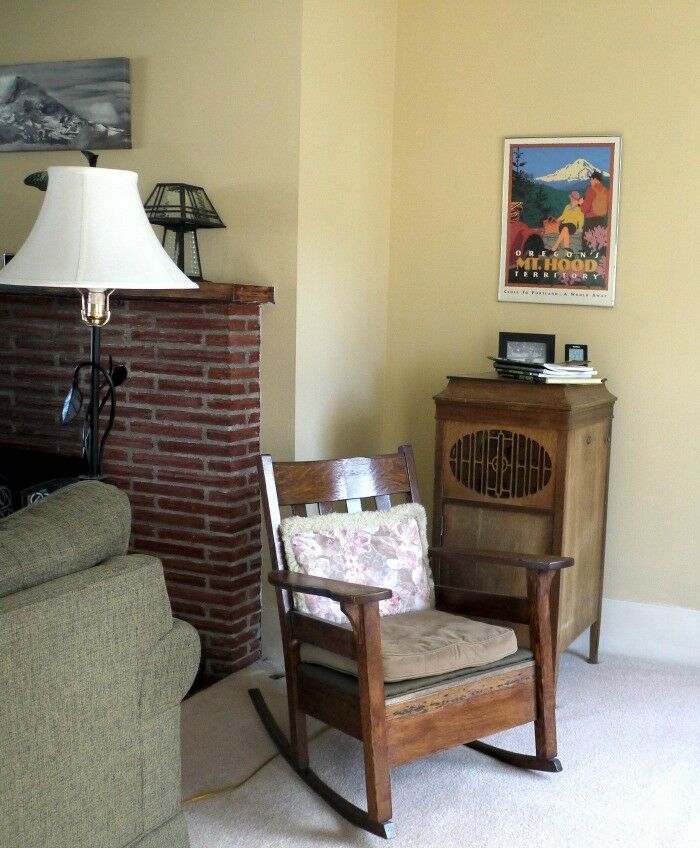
143,183,225,281
0,165,198,478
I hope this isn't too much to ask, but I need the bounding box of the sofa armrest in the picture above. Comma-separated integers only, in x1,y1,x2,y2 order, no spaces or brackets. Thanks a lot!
140,619,201,716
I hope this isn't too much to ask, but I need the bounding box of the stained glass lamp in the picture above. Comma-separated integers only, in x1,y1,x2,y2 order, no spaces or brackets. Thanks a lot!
143,183,225,281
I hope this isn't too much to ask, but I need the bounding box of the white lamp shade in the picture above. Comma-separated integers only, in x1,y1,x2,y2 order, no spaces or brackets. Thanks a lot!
0,166,198,291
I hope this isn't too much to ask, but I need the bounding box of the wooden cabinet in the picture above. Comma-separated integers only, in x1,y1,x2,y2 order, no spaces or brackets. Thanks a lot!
432,375,616,663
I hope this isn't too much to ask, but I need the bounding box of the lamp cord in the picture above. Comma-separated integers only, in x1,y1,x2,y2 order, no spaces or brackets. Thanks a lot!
181,726,329,806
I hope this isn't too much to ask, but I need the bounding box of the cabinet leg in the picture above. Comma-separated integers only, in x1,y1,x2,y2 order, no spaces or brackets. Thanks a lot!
588,620,601,664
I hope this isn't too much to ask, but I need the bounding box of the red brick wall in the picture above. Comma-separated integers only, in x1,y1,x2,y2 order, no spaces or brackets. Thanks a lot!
0,288,268,681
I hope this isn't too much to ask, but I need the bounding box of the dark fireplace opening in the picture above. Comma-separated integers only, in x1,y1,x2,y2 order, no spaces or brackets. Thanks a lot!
0,445,87,516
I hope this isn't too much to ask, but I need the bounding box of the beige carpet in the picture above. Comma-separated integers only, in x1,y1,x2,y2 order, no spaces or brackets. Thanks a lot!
181,653,699,847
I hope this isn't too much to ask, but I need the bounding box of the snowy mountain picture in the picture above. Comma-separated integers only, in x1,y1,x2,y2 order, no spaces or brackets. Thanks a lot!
0,58,130,152
534,158,610,191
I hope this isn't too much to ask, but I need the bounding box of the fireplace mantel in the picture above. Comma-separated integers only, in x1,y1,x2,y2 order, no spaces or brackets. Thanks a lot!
1,280,275,305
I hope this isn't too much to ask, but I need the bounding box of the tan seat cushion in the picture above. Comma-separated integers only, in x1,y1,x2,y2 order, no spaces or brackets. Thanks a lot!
300,608,518,682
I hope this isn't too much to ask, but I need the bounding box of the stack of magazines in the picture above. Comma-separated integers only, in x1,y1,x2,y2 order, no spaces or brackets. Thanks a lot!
489,357,603,384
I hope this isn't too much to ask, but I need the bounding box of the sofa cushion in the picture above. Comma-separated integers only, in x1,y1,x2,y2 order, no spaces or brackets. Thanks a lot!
280,503,433,625
0,480,131,598
300,608,518,682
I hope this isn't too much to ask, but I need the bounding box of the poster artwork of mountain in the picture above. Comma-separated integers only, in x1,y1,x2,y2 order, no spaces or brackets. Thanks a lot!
534,158,611,191
0,58,131,152
499,137,620,307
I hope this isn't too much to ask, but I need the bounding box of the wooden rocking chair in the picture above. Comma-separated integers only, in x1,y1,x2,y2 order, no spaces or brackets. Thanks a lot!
250,445,573,839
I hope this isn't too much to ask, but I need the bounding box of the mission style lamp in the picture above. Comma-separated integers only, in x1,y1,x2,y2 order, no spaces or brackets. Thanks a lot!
143,183,225,281
0,165,198,478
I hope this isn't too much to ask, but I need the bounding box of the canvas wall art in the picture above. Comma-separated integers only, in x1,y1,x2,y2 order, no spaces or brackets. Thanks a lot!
498,136,621,307
0,57,131,152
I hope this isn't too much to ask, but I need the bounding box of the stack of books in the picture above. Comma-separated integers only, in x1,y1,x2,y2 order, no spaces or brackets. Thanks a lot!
489,357,603,384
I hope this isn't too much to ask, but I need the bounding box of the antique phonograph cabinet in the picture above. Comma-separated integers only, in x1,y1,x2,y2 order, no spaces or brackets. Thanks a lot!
432,375,616,663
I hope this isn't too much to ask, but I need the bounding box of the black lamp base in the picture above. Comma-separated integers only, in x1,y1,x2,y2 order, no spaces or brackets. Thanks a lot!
60,293,127,479
162,227,203,281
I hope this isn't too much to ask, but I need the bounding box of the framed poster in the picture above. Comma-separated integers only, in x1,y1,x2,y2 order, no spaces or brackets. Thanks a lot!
0,57,131,152
498,136,621,307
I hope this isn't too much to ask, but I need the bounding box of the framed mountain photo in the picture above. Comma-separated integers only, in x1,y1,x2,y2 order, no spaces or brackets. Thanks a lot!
498,136,621,307
0,57,131,152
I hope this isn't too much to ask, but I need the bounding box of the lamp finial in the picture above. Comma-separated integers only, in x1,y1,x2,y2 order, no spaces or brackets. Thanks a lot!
81,149,98,167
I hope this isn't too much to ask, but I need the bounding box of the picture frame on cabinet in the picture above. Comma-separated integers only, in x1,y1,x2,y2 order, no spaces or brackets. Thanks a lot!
498,332,555,364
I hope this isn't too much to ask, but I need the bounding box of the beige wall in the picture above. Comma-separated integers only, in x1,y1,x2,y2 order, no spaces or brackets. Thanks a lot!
383,0,700,609
1,0,696,648
262,0,397,656
0,0,303,466
295,0,397,460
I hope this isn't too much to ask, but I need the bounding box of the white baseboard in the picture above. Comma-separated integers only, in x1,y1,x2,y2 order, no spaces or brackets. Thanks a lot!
567,598,700,667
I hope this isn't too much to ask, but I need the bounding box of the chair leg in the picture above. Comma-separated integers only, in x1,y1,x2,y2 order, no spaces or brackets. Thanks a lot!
357,656,392,826
248,689,396,839
534,670,558,761
527,569,558,761
288,704,308,769
343,600,393,829
360,717,392,826
285,641,308,769
588,619,601,664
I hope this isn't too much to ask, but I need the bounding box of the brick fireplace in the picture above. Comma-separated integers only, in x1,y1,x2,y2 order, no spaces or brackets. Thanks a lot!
0,282,273,682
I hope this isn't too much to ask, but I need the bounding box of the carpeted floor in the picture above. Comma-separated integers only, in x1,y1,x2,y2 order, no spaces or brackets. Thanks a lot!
181,652,700,847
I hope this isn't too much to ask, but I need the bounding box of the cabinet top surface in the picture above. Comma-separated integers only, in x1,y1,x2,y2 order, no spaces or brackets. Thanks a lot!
435,374,616,414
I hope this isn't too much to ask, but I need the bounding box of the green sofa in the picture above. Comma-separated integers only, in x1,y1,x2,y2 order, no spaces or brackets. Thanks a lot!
0,481,201,848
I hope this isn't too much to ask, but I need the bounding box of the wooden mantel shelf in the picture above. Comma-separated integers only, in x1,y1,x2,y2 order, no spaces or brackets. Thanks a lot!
0,280,275,305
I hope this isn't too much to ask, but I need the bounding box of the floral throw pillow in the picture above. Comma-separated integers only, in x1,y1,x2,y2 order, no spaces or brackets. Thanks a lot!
279,503,434,625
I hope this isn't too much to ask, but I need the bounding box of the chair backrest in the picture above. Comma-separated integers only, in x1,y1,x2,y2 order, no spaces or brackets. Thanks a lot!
257,445,422,621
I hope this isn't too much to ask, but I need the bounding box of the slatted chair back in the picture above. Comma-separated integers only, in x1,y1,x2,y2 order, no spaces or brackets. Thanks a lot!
257,445,422,620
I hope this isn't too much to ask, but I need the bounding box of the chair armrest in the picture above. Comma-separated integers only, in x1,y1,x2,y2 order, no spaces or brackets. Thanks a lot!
429,546,574,571
268,570,392,605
